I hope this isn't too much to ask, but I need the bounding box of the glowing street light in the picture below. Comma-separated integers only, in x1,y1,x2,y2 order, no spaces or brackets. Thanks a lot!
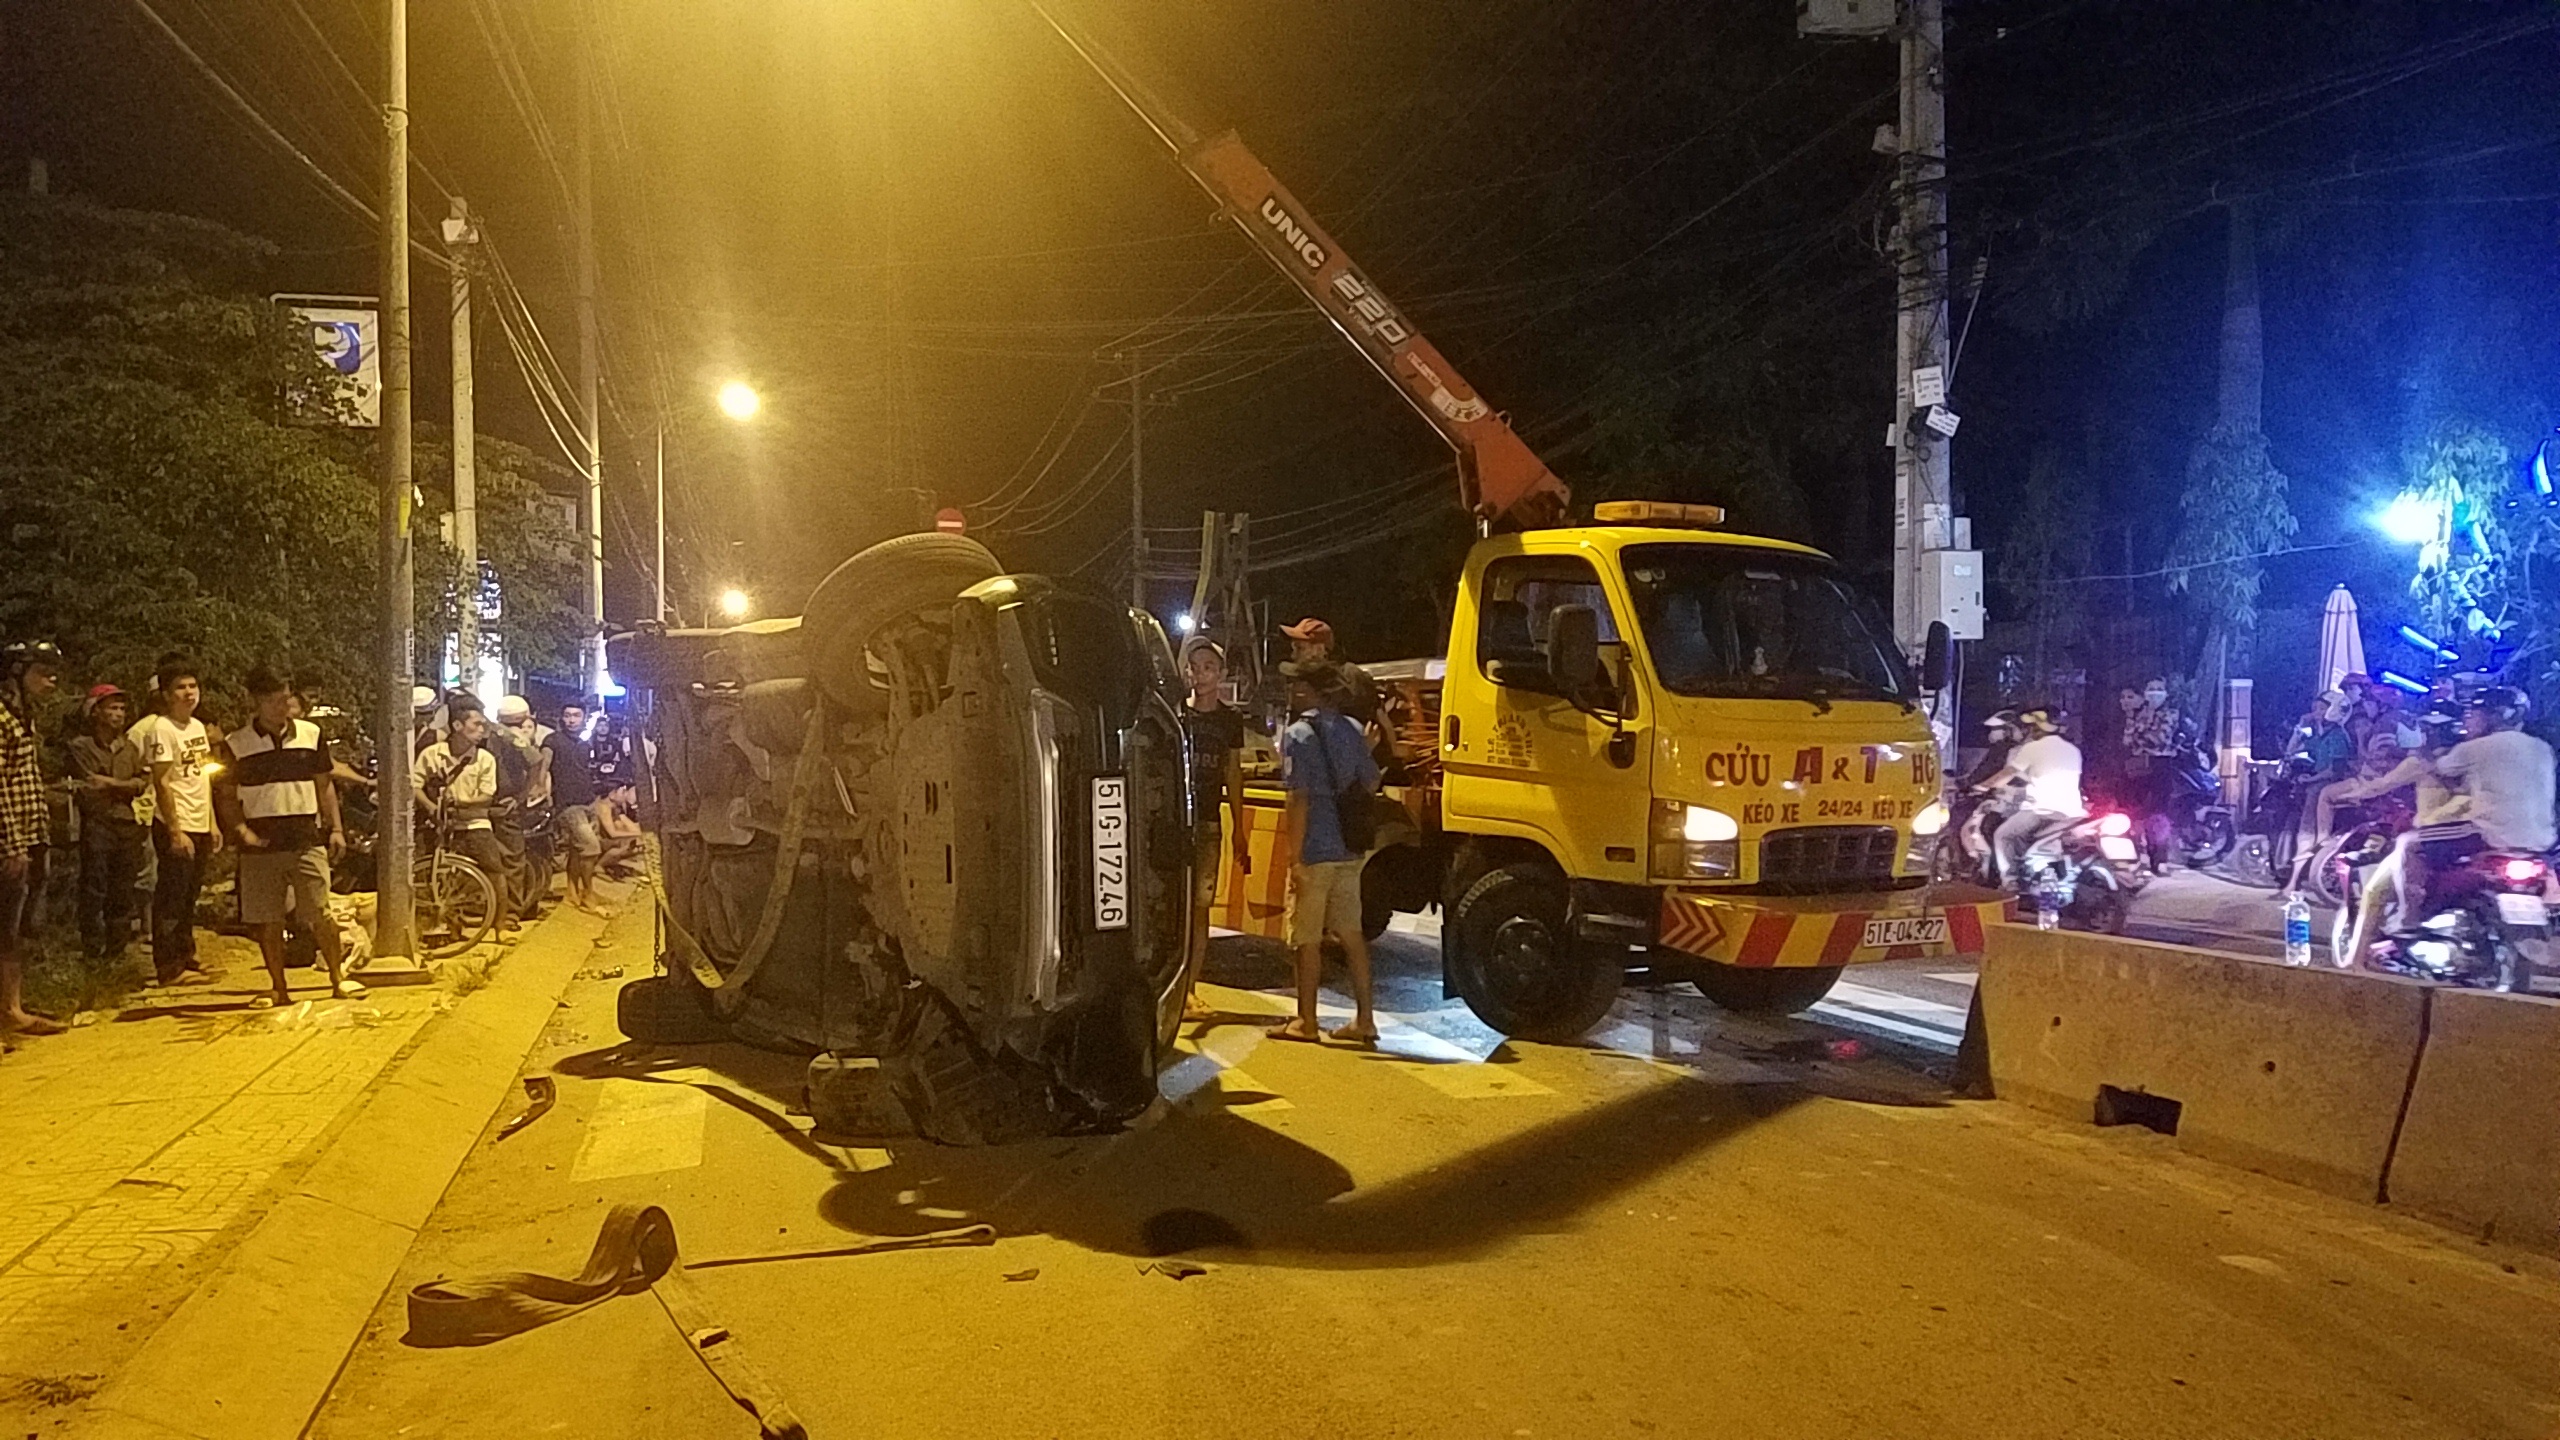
717,380,762,421
719,587,753,621
2375,492,2442,546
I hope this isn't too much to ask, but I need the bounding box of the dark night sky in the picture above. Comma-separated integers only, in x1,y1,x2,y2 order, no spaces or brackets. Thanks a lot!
6,0,2558,684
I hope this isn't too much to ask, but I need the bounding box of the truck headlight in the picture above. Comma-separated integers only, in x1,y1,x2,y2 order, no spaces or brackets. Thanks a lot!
1652,801,1738,880
1910,799,1950,836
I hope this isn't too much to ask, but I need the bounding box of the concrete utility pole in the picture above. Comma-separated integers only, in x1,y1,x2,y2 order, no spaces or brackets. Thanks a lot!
654,427,667,624
1127,349,1146,611
575,43,607,695
1890,0,1953,651
374,0,415,960
444,198,480,691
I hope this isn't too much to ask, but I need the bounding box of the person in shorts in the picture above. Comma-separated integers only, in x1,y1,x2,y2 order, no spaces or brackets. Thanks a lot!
1274,660,1380,1047
1176,639,1252,1021
544,701,606,912
218,666,363,1007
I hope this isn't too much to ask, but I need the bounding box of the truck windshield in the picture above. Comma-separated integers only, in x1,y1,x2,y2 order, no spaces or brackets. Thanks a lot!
1620,544,1910,704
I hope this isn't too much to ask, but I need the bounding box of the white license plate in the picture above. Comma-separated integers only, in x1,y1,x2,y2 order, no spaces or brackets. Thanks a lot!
1090,776,1130,931
2496,892,2548,926
1862,915,1948,949
2098,836,2140,862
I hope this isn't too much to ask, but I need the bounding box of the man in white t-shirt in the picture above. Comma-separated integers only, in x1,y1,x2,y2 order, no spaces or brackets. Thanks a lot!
2434,687,2557,854
137,657,219,984
1972,708,2087,887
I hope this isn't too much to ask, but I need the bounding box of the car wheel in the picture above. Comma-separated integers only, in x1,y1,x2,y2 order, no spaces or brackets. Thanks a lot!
1446,863,1621,1042
1687,962,1846,1015
616,974,726,1045
800,533,1002,710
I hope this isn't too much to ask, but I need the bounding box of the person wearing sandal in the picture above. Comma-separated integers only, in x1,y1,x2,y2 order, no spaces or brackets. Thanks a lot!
1273,660,1380,1047
219,666,365,1009
0,640,68,1036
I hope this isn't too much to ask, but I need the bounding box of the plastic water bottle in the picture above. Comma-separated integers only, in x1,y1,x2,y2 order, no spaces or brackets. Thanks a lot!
2034,880,2060,931
2284,895,2313,966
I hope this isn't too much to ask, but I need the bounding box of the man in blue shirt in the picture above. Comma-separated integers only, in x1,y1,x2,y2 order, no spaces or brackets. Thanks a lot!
1275,660,1381,1045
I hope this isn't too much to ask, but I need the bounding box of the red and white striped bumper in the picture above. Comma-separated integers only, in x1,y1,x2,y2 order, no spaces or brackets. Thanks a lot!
1655,884,2006,968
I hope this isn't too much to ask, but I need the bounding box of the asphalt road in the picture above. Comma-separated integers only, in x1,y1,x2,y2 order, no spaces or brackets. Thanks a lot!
307,917,2560,1440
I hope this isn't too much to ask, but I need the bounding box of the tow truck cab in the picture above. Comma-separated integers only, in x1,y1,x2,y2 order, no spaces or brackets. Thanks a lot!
1405,506,1998,1039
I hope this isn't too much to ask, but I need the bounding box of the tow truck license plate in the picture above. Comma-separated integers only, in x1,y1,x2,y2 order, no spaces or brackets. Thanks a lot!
1091,777,1130,931
2497,892,2548,927
1863,916,1948,949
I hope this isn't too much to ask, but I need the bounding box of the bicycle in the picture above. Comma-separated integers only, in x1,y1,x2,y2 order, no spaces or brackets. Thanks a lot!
413,793,500,960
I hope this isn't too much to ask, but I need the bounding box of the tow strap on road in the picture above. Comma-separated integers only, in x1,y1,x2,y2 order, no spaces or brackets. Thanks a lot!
406,1202,995,1438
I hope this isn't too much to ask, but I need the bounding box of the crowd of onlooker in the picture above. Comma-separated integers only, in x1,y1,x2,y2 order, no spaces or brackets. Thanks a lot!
0,639,642,1037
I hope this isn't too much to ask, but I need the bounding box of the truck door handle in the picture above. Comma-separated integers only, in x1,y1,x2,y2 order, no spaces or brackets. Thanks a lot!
1444,716,1461,751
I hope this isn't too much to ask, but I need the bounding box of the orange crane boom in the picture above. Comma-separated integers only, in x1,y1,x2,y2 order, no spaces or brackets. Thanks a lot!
1029,1,1571,531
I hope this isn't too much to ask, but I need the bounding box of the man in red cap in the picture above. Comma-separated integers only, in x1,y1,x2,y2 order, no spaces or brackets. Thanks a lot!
65,684,148,963
1281,617,1379,728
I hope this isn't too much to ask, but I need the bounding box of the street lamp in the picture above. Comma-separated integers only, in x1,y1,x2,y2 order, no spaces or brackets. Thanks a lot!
653,379,765,627
719,587,753,621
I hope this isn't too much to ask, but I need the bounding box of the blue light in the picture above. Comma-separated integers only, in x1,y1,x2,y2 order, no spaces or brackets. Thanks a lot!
2535,443,2552,497
2398,625,2455,659
598,670,628,699
2377,671,2430,696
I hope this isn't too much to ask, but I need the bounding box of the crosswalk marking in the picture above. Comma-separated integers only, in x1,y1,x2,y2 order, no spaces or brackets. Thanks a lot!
571,1079,708,1181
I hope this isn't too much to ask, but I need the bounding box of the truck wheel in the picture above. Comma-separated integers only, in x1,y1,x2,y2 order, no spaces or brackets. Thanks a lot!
800,533,1001,710
1447,864,1622,1042
616,974,725,1045
1687,963,1845,1015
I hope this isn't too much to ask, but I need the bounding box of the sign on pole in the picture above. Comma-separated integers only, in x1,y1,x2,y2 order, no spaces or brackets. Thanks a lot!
934,507,966,535
274,294,382,427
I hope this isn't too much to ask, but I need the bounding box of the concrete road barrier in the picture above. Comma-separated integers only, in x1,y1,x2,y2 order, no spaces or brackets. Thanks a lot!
2386,988,2560,1251
1978,924,2432,1202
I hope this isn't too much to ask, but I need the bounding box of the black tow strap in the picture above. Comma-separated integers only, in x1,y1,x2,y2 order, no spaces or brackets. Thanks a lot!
407,1203,995,1438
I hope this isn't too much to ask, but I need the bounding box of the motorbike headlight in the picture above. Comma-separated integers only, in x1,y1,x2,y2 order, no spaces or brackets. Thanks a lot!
1910,799,1950,837
1651,800,1738,881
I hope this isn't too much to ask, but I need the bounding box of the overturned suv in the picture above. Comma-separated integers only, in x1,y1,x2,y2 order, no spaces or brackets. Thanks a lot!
608,534,1192,1143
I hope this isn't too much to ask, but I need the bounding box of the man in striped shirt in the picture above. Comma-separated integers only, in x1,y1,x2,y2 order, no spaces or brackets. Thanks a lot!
217,666,364,1007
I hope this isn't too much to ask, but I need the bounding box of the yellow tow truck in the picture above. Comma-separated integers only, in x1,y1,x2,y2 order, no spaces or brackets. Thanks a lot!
1035,3,2003,1040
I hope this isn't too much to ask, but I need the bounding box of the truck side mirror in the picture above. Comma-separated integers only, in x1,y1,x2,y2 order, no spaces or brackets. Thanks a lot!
1921,621,1952,693
1547,604,1602,697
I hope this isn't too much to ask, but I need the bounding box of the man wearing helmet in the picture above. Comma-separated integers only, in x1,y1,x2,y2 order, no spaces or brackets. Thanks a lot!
1968,707,2088,888
1,641,67,1034
2434,686,2556,860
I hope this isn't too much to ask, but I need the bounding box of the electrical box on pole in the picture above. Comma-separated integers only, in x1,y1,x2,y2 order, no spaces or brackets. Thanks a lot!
1797,0,1895,38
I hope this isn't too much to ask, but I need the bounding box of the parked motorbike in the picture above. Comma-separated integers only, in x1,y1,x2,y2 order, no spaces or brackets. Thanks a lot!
2160,750,2237,867
2351,847,2551,990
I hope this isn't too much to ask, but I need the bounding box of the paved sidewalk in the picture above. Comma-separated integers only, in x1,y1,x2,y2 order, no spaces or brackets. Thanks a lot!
0,908,593,1434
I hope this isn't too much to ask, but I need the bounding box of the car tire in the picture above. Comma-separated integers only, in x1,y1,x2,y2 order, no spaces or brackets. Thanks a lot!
1446,862,1622,1042
616,974,725,1045
800,533,1002,710
1687,962,1846,1015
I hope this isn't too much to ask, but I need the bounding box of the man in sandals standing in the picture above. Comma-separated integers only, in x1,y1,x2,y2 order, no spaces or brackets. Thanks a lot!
1273,660,1380,1046
218,666,363,1008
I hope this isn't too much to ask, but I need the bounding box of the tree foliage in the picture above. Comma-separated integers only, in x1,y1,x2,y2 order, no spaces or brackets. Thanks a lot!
0,193,580,727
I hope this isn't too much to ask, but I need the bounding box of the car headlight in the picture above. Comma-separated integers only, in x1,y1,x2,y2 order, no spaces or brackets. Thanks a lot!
1652,800,1738,880
1910,799,1950,837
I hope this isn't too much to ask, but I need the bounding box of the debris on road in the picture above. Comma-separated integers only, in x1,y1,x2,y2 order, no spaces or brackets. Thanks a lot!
1140,1259,1209,1280
493,1076,557,1142
1003,1267,1040,1283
